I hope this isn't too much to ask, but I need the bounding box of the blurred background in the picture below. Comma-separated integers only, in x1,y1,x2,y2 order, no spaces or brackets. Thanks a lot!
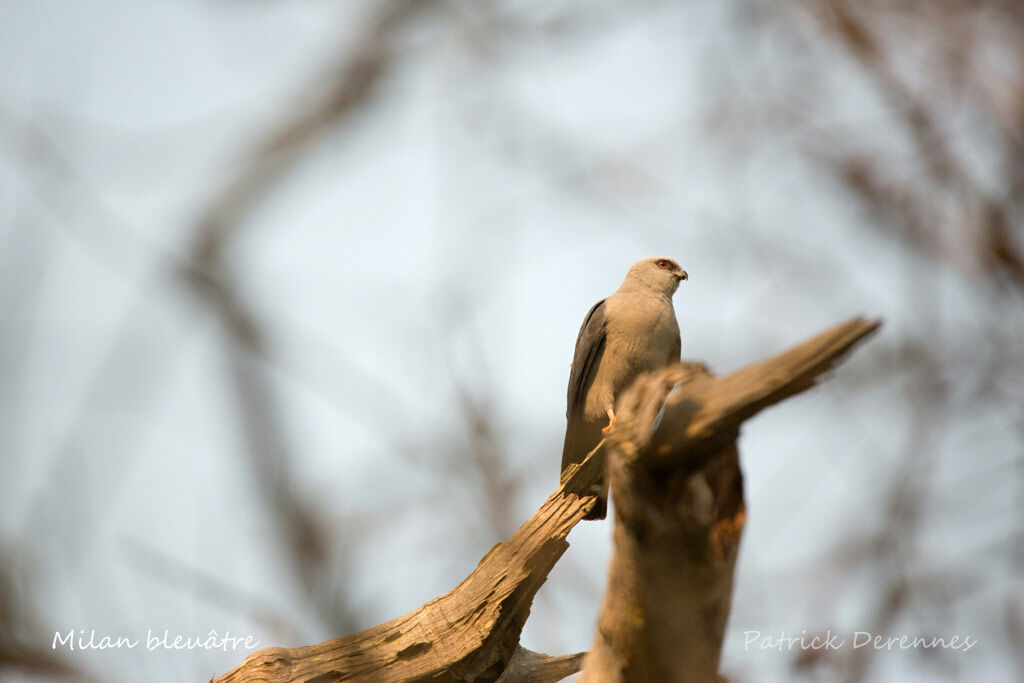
1,1,1022,681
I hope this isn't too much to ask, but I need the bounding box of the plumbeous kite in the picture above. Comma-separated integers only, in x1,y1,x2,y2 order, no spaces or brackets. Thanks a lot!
561,257,688,520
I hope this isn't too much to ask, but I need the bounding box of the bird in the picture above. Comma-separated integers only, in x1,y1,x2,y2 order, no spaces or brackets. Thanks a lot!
561,256,688,520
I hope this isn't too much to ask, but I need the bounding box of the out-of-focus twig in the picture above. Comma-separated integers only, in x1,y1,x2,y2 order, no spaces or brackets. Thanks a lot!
191,0,432,264
182,0,437,639
803,0,1024,291
120,538,305,645
0,545,97,682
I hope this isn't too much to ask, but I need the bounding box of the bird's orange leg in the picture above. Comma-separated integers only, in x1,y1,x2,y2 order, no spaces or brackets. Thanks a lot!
602,408,617,434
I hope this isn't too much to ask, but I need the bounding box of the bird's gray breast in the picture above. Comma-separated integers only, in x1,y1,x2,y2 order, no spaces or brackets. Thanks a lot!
583,292,678,419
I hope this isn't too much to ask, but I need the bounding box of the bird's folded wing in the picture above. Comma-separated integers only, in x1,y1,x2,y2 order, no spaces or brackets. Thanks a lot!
562,299,607,473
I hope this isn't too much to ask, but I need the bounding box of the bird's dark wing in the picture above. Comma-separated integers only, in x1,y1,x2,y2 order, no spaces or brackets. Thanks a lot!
565,299,607,421
560,299,610,519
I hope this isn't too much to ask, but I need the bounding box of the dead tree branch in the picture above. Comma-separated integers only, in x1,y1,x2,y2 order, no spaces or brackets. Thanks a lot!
213,317,880,683
582,317,880,682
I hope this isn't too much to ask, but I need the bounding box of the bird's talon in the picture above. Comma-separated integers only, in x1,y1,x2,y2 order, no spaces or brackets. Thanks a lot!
602,410,617,434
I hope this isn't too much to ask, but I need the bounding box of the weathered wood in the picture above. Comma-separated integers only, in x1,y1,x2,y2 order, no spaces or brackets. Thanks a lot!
580,317,881,682
495,647,587,683
214,317,880,683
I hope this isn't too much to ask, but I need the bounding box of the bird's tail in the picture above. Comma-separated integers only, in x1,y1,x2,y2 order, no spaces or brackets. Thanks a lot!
561,418,608,520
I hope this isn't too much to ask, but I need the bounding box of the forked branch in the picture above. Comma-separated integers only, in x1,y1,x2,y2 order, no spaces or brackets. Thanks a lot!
213,318,880,683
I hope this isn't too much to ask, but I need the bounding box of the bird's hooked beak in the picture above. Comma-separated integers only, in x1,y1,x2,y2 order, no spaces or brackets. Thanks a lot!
675,270,688,282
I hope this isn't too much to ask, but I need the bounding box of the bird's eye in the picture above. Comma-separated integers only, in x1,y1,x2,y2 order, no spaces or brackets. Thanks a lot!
656,259,669,268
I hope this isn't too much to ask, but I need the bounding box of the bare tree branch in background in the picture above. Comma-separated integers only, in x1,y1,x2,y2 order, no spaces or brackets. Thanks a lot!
803,0,1024,291
792,7,1024,681
711,2,1024,680
181,0,437,639
120,538,305,646
191,0,434,265
0,546,97,682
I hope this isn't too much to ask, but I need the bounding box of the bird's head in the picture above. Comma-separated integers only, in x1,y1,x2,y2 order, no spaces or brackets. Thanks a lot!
622,257,688,296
